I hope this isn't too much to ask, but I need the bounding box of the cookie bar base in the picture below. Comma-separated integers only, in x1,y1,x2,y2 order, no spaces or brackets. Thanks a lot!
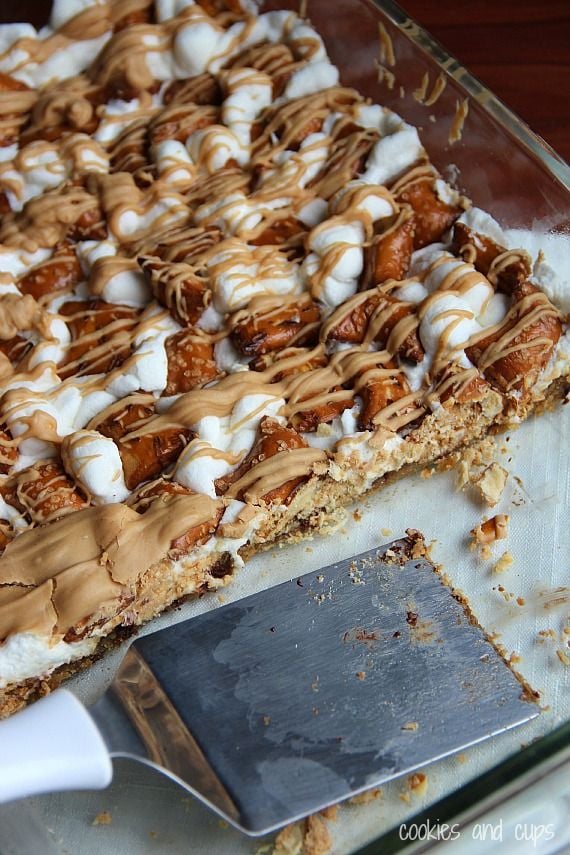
1,376,567,719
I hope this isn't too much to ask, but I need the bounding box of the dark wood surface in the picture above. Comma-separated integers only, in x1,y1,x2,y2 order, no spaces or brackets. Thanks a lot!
398,1,570,163
1,0,569,162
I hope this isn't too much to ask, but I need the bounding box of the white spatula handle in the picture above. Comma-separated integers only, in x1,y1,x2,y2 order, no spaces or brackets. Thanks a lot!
0,689,113,803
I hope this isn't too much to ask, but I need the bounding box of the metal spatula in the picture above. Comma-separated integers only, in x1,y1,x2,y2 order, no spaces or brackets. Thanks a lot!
0,535,538,836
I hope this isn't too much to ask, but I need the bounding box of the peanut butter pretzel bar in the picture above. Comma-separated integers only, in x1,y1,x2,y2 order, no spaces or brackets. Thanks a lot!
0,0,568,715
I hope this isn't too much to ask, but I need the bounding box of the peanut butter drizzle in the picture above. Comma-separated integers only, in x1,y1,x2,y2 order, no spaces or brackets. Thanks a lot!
229,292,312,327
424,72,447,107
0,353,14,382
0,492,222,640
465,292,560,389
19,410,60,444
426,254,492,300
389,163,434,197
449,98,469,145
88,255,143,299
0,0,154,79
413,73,429,105
0,89,38,140
427,366,480,406
320,282,420,358
0,0,566,657
226,446,326,501
251,87,362,164
10,463,86,525
87,392,155,432
93,172,188,244
0,185,97,251
0,581,56,641
184,441,243,465
486,249,532,287
0,293,41,340
413,72,447,107
27,75,98,134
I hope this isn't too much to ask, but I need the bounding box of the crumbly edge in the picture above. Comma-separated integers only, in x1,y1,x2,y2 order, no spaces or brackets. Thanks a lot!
1,376,568,718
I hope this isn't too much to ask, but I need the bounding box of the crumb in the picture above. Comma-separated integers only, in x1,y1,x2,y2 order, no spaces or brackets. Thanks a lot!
315,423,333,438
539,587,569,610
557,649,570,666
375,62,395,90
401,721,419,731
475,463,508,507
449,97,469,144
378,22,395,66
420,467,433,479
516,596,525,607
149,831,159,839
398,791,411,805
471,514,509,546
262,715,271,726
272,822,304,855
348,788,382,806
493,552,514,574
217,594,226,604
303,814,332,855
356,671,366,680
353,509,362,521
509,651,521,665
92,811,112,826
218,820,228,830
429,114,436,122
538,629,557,642
408,772,428,796
406,610,418,627
481,544,492,560
456,753,467,764
456,439,501,494
319,805,338,821
305,546,313,553
316,574,324,583
380,527,392,537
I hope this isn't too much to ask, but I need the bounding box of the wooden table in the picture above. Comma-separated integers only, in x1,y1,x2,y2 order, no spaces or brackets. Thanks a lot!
1,0,569,163
398,1,570,163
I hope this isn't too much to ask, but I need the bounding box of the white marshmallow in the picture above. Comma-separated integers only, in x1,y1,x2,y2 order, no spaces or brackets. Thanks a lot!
222,67,273,147
360,126,424,186
64,430,129,504
155,0,196,22
283,60,339,101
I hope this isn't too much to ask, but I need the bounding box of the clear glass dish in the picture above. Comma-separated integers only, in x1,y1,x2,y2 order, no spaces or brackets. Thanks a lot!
0,2,568,853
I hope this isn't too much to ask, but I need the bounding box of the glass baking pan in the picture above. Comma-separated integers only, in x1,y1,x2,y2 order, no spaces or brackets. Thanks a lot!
0,1,568,853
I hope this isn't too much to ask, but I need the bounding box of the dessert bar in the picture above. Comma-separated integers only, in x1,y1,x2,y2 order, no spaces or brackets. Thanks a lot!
0,0,568,715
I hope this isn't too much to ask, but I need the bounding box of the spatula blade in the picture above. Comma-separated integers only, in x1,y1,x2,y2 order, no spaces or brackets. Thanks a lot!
98,535,538,835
